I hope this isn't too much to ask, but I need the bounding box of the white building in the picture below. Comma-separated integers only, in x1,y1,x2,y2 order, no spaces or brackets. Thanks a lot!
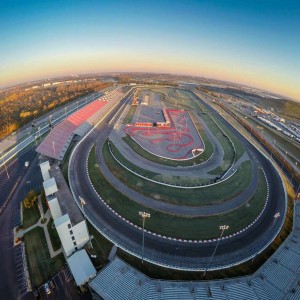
67,249,96,286
40,161,89,257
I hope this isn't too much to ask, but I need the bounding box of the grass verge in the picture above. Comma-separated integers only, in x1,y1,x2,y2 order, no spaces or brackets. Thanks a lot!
22,202,40,229
24,227,65,287
104,141,252,206
124,106,137,124
85,222,114,269
116,176,293,281
89,144,266,239
47,219,62,252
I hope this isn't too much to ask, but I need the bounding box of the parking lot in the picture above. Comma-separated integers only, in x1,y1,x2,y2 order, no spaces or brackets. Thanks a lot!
13,205,22,228
35,267,92,300
14,244,29,297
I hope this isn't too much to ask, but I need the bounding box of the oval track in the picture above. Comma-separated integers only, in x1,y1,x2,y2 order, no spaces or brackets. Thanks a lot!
68,91,287,270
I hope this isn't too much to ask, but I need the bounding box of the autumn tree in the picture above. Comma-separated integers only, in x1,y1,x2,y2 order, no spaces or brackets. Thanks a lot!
23,190,38,208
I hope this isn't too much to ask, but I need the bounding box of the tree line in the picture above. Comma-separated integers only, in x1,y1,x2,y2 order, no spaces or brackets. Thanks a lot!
0,81,111,139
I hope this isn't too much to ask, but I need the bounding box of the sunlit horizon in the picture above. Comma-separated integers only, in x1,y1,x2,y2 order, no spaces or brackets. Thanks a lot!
1,0,299,100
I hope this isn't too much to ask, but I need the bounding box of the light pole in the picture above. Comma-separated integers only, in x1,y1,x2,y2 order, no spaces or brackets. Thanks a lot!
0,151,10,179
281,151,287,170
270,140,275,160
38,126,41,142
291,162,298,183
52,141,55,155
49,115,53,130
139,211,150,264
64,106,67,118
259,129,264,146
203,225,229,277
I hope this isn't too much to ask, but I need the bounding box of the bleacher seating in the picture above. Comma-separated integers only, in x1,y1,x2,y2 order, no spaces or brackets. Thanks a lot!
36,87,124,160
89,202,300,300
226,282,258,300
209,285,227,299
262,263,293,291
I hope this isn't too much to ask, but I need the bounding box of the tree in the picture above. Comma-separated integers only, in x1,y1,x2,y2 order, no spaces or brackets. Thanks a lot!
23,190,37,208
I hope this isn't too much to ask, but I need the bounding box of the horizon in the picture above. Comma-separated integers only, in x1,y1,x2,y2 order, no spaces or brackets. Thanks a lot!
1,71,298,102
1,0,300,100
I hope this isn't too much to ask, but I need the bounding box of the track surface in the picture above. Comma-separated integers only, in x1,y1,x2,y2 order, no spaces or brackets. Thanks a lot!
69,91,286,270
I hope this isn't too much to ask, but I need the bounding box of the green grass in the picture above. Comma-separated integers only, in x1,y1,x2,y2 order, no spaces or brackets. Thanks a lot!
124,106,137,124
109,140,209,185
40,191,48,215
123,135,206,167
89,144,266,239
22,202,40,229
189,111,214,162
85,222,114,268
151,87,200,111
104,141,252,206
109,140,159,179
24,227,65,287
116,122,295,282
47,219,62,252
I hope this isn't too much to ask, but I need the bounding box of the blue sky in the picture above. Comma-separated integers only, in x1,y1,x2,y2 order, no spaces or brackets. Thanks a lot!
0,0,299,99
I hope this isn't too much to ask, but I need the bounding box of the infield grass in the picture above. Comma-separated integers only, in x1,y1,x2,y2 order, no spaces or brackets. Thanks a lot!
124,106,137,124
89,144,266,239
104,141,252,206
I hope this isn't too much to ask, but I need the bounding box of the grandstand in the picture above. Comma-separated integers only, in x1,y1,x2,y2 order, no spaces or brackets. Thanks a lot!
36,87,125,160
90,201,300,300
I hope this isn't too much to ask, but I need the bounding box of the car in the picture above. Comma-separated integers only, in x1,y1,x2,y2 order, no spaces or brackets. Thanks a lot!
25,161,29,167
44,283,51,295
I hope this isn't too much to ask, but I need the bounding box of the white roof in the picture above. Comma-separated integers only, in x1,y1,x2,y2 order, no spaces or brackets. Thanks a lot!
67,249,96,286
43,177,58,196
54,214,70,228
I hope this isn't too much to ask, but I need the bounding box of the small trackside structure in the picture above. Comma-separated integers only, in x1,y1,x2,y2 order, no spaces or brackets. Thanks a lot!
67,249,96,286
40,161,89,257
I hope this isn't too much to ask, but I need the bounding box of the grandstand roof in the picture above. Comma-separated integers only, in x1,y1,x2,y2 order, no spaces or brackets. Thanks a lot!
89,201,300,299
36,87,128,161
36,99,108,160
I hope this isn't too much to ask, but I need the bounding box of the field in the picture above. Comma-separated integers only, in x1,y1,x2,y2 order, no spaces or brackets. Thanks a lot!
104,141,252,205
24,227,65,287
88,144,266,239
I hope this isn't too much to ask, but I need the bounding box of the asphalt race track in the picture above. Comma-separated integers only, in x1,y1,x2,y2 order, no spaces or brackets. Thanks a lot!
68,90,287,271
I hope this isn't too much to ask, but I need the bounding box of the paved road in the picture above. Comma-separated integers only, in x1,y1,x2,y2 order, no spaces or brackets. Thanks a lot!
108,111,225,178
96,136,259,216
0,88,112,169
0,149,43,300
69,90,286,270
